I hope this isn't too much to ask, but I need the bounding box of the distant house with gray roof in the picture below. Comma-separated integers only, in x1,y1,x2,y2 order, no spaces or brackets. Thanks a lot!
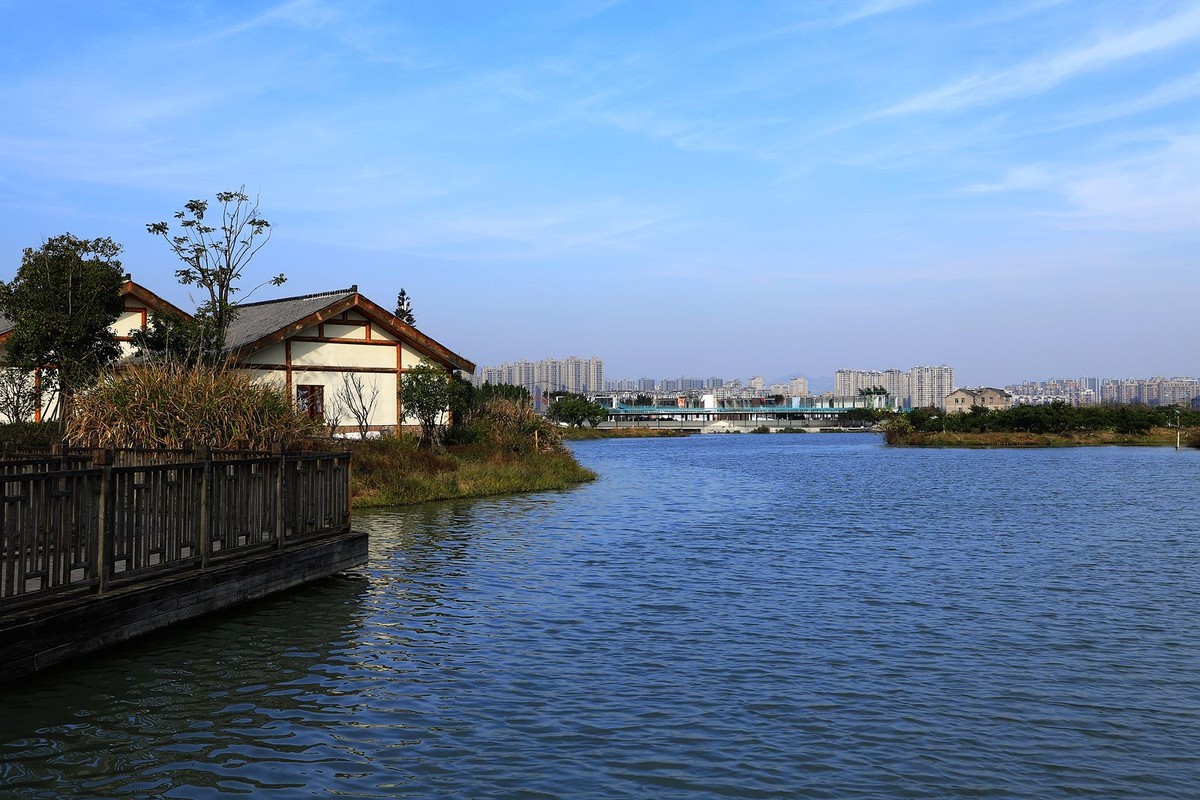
944,387,1013,414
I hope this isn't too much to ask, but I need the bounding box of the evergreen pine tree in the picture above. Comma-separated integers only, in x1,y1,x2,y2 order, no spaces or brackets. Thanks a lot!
395,289,416,326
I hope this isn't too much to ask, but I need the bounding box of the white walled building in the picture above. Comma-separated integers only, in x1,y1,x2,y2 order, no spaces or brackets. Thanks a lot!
0,281,476,432
227,287,474,432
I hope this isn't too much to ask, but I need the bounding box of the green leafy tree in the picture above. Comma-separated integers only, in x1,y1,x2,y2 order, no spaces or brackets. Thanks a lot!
445,371,477,442
395,289,416,326
131,311,221,365
882,415,915,444
547,394,608,428
478,381,532,405
0,234,126,418
906,406,943,432
839,407,881,425
0,367,39,424
147,187,284,352
400,360,451,448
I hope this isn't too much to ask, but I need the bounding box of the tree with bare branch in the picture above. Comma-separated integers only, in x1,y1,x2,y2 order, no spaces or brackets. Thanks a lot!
147,187,285,353
336,371,380,439
0,368,39,424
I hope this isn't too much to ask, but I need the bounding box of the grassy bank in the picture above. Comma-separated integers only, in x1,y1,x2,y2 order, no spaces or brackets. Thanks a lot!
347,436,597,509
888,426,1197,448
559,427,689,440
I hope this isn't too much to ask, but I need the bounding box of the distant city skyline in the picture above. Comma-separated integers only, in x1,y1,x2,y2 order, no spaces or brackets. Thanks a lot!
476,353,1199,409
1,2,1196,383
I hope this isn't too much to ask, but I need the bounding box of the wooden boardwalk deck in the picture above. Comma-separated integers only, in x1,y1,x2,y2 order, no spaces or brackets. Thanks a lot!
0,447,366,682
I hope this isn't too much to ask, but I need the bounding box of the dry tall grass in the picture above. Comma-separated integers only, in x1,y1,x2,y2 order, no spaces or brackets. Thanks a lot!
472,397,563,452
347,434,595,508
67,363,320,449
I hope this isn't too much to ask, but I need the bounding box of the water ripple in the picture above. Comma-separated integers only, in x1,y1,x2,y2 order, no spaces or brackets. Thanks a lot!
1,436,1198,799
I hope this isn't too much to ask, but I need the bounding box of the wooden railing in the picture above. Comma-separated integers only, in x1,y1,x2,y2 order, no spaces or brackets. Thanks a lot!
0,447,352,608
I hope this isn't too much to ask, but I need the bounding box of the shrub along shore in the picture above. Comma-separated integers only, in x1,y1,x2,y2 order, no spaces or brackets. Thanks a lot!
0,364,598,510
882,402,1199,448
886,426,1196,448
559,427,688,440
346,436,595,509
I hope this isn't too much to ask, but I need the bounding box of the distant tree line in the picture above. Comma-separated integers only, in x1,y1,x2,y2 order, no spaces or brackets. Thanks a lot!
894,401,1198,436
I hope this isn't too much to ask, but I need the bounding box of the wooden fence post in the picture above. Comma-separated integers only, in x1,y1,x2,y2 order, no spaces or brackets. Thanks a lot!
344,452,352,533
95,449,113,595
274,442,286,550
196,445,212,569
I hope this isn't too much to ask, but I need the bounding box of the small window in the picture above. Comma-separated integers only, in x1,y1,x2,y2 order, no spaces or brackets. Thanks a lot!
297,385,324,420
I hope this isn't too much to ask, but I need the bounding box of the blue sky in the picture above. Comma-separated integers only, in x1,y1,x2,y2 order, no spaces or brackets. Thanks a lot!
1,0,1197,386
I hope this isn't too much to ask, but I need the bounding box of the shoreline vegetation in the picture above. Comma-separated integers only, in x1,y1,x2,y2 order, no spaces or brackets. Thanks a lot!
884,426,1197,448
0,364,600,511
881,402,1199,449
347,436,596,509
559,427,689,440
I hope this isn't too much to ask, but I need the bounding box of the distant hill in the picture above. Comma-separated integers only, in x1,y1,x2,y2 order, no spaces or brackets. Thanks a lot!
776,372,833,395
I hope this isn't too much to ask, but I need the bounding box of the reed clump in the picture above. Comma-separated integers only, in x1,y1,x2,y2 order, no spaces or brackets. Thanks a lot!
347,435,596,508
67,363,321,449
470,397,564,452
348,394,594,507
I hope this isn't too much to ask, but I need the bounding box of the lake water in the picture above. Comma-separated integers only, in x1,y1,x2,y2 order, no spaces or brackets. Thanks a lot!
2,434,1199,799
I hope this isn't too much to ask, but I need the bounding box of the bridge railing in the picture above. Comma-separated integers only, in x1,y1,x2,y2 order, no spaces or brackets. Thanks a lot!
0,447,352,609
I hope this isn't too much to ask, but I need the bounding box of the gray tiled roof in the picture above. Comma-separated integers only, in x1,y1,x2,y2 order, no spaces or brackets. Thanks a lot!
0,313,11,337
224,288,357,351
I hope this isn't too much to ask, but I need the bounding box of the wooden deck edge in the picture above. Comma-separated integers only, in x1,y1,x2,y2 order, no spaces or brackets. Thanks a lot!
0,530,369,684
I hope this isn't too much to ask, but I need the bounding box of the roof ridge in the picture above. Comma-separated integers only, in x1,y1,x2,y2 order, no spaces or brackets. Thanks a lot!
236,286,358,309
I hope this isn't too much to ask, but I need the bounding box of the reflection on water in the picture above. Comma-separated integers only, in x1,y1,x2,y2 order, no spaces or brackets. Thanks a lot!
0,573,371,798
1,435,1199,799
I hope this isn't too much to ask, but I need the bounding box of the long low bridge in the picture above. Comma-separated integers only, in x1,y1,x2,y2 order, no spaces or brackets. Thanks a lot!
0,445,366,682
604,402,884,422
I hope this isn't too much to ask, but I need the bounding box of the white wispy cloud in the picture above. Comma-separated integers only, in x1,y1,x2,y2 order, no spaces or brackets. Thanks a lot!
707,0,934,55
1056,134,1200,231
966,133,1200,232
837,0,936,25
881,3,1200,115
198,0,341,42
298,197,682,263
1042,70,1200,131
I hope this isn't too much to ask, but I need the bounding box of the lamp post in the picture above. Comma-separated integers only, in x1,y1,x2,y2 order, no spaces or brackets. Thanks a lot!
1176,408,1182,452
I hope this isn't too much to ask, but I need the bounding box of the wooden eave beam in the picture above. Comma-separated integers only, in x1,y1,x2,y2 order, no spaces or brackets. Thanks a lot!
229,293,476,374
121,281,192,321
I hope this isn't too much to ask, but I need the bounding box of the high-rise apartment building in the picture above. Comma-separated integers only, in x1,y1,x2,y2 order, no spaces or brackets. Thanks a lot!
766,378,810,398
882,369,909,402
1011,376,1198,407
836,365,954,408
908,365,955,409
474,356,605,396
835,369,885,396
